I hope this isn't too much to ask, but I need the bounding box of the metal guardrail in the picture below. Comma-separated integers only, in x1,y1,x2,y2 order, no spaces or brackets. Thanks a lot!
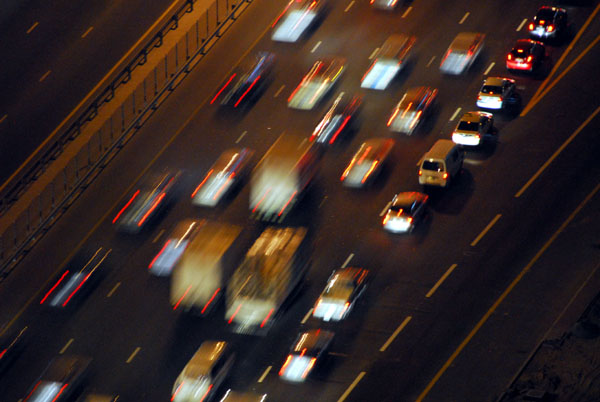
0,0,253,278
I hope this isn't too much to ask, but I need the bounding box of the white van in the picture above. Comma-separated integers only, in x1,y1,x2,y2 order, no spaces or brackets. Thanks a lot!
418,140,464,188
172,341,235,402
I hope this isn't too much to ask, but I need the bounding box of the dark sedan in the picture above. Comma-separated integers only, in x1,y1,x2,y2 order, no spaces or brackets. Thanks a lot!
529,6,568,41
506,39,545,72
23,355,91,401
310,92,362,145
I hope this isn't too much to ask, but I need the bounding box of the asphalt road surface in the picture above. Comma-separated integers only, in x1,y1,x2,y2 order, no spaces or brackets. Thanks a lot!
0,0,599,401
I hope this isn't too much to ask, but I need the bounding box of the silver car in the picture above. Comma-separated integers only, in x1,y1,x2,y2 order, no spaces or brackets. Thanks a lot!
382,192,428,233
452,111,493,146
476,77,516,110
341,138,395,187
313,266,369,321
440,32,485,75
388,86,437,135
272,0,326,43
288,57,346,110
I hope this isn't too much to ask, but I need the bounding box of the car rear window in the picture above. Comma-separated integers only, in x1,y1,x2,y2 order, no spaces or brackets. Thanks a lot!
457,121,479,131
481,85,502,94
536,9,555,21
422,161,444,172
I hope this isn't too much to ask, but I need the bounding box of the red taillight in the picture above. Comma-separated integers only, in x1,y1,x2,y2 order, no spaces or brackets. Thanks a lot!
547,24,554,32
528,22,535,31
279,355,293,376
526,55,533,63
477,95,482,101
407,217,413,224
507,53,512,61
149,240,171,269
442,172,448,180
383,214,389,225
418,170,422,176
302,357,317,378
40,271,70,304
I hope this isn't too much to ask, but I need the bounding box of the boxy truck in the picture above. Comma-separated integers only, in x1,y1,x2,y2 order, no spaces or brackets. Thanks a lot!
170,221,249,315
249,133,320,221
225,226,310,334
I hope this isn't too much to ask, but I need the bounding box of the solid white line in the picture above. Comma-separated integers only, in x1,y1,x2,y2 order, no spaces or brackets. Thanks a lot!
106,282,121,298
401,6,412,18
483,62,495,75
26,22,39,34
341,253,354,268
426,264,458,298
337,371,366,402
274,85,285,98
39,70,51,82
459,12,470,24
379,201,392,216
301,308,313,324
81,26,94,38
426,56,436,67
516,18,527,32
258,366,271,383
152,229,165,243
368,48,380,60
344,0,355,12
450,107,461,121
379,316,412,352
59,338,74,354
311,41,322,53
470,214,502,247
515,105,600,198
236,130,247,143
126,347,141,363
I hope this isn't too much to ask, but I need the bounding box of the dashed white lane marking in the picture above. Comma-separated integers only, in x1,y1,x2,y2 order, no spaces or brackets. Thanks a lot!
341,253,354,268
152,229,165,243
301,308,313,324
81,26,94,38
274,85,285,98
516,18,528,31
379,316,412,352
471,214,502,247
379,201,392,216
258,366,271,383
236,130,247,143
368,48,380,60
344,1,355,12
59,338,74,354
27,22,39,34
401,6,412,18
426,264,458,298
39,70,51,82
106,282,121,298
311,41,322,53
459,12,470,24
318,196,328,208
126,347,141,363
450,107,462,121
337,371,366,402
426,56,436,67
484,62,495,75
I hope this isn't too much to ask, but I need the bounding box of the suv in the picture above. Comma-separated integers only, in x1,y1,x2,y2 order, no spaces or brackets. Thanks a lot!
418,140,464,188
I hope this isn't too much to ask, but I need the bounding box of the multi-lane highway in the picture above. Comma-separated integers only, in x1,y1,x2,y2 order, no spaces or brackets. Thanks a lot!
0,0,176,182
0,0,599,400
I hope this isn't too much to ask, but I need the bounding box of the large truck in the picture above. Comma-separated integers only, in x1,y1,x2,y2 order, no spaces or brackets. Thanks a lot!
170,221,248,315
250,133,320,221
226,226,310,334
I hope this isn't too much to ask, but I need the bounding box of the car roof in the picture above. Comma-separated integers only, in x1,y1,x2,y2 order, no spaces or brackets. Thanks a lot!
483,77,509,87
42,355,91,382
450,32,484,51
359,138,395,158
183,341,228,378
308,57,346,79
212,148,253,172
292,329,334,355
460,111,486,123
378,34,415,59
393,192,426,206
169,219,201,240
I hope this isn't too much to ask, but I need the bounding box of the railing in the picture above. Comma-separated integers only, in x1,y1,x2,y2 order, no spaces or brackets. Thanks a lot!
0,0,254,279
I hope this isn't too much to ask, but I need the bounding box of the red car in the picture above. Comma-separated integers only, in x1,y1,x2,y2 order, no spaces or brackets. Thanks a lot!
506,39,545,72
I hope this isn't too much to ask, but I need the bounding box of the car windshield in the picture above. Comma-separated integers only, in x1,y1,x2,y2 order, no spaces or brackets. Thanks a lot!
390,204,410,213
457,121,479,131
422,161,444,172
481,85,502,94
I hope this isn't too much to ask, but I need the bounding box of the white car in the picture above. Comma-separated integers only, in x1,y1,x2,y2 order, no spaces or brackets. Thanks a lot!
288,57,346,110
440,32,485,75
476,77,517,110
148,219,201,276
388,86,437,135
341,138,395,187
313,267,369,321
451,111,494,146
271,0,325,42
361,34,415,90
279,329,334,382
382,192,428,233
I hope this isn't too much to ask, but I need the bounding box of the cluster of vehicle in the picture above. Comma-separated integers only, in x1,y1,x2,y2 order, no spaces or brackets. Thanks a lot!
8,2,573,401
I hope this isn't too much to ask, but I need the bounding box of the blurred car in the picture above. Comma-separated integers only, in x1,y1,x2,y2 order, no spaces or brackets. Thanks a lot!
271,0,326,42
220,390,268,402
451,111,494,146
361,34,415,90
313,266,369,321
370,0,399,10
148,219,202,276
310,92,363,145
387,86,438,135
40,247,110,309
506,39,545,72
529,6,568,40
192,148,254,207
76,394,119,402
279,329,334,382
112,170,181,233
210,52,276,108
341,138,395,188
476,77,517,110
288,57,346,110
440,32,485,75
0,325,27,373
382,192,428,233
23,355,91,402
